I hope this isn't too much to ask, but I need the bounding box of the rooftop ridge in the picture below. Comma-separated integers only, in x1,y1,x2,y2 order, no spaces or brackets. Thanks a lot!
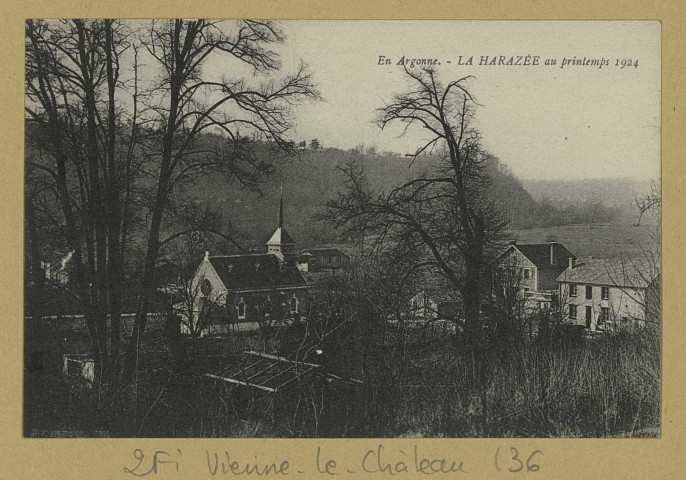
210,253,276,259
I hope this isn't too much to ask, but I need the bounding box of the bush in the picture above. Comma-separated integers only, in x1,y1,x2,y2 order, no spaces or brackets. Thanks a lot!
24,314,659,438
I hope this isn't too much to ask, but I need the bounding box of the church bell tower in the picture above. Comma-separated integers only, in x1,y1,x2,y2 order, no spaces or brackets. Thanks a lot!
266,185,296,260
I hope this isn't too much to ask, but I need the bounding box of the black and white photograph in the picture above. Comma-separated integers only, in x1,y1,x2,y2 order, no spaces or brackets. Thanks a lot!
23,19,661,439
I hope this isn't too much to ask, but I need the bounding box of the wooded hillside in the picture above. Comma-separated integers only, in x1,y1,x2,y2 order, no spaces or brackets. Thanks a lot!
181,143,636,251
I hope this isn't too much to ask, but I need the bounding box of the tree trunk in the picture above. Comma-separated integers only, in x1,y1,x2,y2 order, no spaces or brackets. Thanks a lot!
124,200,165,379
124,110,177,378
104,20,123,364
76,19,109,379
25,197,44,319
124,22,184,380
462,217,485,346
463,254,482,341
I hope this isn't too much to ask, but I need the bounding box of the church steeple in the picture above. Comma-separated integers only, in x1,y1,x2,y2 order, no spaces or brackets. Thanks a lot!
279,184,284,228
267,185,295,260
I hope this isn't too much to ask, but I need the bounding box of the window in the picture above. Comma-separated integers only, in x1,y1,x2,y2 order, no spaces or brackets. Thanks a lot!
585,306,592,328
586,285,593,300
523,268,531,279
569,304,577,319
290,295,299,314
523,287,530,293
600,306,610,324
569,283,578,297
201,278,213,295
237,298,246,319
601,287,610,300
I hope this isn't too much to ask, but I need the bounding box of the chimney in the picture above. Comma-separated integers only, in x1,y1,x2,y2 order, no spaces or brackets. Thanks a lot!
550,243,554,265
509,240,517,246
205,251,210,261
568,257,574,269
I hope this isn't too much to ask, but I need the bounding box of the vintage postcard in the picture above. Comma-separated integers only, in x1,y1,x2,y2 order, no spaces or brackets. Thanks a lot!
5,9,683,479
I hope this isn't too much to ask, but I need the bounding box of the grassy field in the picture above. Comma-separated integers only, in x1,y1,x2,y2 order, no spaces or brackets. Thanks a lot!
23,312,660,438
337,223,658,264
508,223,658,259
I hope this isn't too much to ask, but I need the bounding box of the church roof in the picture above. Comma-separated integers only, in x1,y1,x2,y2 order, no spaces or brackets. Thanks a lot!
208,254,308,292
267,226,295,245
301,248,350,258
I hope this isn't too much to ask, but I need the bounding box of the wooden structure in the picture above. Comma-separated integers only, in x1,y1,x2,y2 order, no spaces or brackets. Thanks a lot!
203,351,320,394
203,351,361,394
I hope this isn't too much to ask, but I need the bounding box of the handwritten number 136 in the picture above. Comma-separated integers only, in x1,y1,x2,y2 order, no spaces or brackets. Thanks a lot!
495,447,542,473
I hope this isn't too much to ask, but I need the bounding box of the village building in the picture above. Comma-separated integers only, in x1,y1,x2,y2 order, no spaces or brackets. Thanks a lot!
557,257,660,331
401,271,463,325
40,250,74,286
490,241,577,310
409,290,439,319
185,191,309,336
297,248,350,273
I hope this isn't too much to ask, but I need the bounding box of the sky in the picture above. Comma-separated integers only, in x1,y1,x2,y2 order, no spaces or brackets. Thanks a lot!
118,20,660,183
265,20,661,182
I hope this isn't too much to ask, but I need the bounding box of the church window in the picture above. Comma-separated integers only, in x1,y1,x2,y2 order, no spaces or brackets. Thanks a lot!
201,278,212,295
290,294,299,314
237,298,246,319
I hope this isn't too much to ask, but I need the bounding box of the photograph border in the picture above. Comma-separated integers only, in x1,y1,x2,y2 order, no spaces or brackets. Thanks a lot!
2,1,684,478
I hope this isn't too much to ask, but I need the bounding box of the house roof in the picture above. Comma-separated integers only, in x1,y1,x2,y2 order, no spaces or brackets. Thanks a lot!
266,227,295,245
208,254,308,292
556,257,659,289
300,248,350,258
493,242,576,269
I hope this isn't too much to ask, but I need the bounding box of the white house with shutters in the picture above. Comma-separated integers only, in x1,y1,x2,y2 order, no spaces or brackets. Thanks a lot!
557,257,660,331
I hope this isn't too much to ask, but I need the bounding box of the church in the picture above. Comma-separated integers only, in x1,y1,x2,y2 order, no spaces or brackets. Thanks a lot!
185,189,310,336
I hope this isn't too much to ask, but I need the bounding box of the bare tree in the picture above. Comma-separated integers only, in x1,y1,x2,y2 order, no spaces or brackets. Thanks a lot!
25,19,138,379
324,67,504,345
124,19,319,376
635,181,661,227
487,256,528,340
622,181,661,325
174,272,227,339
